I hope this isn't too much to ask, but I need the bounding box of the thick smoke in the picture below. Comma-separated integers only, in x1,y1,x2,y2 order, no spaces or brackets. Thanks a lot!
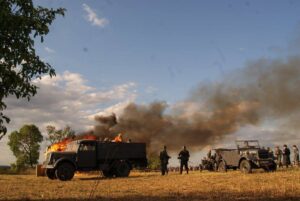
94,57,300,153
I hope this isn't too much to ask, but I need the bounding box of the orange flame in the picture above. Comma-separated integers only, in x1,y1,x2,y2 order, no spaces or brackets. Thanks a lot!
47,134,97,153
48,138,72,152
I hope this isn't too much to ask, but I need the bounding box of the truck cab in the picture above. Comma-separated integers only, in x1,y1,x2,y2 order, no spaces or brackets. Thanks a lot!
43,140,147,181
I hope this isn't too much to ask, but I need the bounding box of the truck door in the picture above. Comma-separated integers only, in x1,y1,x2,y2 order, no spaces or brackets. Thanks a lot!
77,141,97,168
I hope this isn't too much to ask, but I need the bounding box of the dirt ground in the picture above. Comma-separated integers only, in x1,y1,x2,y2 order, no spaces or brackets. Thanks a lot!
0,168,300,201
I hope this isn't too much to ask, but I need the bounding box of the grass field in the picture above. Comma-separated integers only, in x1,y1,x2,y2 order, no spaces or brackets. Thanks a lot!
1,169,300,201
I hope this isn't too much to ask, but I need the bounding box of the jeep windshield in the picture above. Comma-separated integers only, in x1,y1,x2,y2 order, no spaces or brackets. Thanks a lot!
236,140,260,149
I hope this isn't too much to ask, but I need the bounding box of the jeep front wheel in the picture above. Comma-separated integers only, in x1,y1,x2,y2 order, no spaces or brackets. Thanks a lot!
46,169,56,180
55,162,75,181
263,161,277,172
240,160,252,173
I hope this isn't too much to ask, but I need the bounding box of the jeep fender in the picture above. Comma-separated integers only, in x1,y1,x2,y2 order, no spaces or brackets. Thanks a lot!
238,157,247,167
53,158,77,170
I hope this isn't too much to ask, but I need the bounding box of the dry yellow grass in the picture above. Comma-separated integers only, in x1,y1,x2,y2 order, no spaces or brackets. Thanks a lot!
0,168,300,201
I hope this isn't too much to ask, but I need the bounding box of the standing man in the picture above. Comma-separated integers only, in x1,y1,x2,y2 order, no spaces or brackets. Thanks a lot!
282,144,291,168
274,146,283,168
267,147,274,159
178,146,190,174
293,145,299,166
159,145,171,175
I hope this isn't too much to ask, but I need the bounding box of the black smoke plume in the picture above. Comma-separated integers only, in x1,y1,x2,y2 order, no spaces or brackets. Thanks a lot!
94,57,300,153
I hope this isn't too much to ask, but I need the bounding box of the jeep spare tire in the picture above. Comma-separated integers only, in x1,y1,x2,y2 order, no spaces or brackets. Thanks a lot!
218,160,227,172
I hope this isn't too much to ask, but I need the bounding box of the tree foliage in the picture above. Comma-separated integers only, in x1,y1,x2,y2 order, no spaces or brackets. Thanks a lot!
147,153,161,170
0,0,65,139
7,124,43,169
46,125,75,144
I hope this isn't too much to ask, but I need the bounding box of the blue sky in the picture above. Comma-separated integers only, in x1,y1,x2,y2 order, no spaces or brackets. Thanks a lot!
1,0,300,165
35,0,300,103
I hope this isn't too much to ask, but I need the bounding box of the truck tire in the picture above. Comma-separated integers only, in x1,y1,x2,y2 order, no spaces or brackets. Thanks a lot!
218,161,227,172
46,169,57,180
240,160,252,173
102,169,114,178
55,162,75,181
114,160,131,177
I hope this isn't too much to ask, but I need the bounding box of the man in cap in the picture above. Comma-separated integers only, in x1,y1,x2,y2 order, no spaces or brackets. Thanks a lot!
293,145,299,166
178,146,190,174
274,146,283,168
159,145,171,175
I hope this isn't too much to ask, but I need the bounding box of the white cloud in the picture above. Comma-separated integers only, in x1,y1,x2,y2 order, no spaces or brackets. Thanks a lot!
82,3,109,27
0,71,136,165
145,86,158,94
44,47,55,53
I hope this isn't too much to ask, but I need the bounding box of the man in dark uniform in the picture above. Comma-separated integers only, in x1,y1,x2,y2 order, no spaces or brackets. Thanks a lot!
282,144,291,168
178,146,190,174
159,145,170,175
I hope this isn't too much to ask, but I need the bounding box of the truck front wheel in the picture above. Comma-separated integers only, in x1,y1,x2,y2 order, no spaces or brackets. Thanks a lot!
240,160,252,173
46,169,56,180
114,160,131,177
55,162,75,181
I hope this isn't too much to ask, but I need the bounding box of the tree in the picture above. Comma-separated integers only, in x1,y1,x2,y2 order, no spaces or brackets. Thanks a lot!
147,153,161,170
46,125,75,144
0,0,65,140
8,124,43,169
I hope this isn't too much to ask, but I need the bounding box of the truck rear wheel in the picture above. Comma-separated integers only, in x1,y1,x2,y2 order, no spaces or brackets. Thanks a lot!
240,160,252,173
46,169,56,180
114,160,131,177
102,169,114,178
55,162,75,181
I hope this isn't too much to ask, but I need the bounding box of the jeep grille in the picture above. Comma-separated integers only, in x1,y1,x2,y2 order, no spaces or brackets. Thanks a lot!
258,151,269,159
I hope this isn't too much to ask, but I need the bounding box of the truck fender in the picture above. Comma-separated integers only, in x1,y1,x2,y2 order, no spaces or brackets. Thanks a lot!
54,158,77,170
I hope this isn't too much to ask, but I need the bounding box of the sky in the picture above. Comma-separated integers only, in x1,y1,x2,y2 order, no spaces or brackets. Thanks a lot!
1,0,300,165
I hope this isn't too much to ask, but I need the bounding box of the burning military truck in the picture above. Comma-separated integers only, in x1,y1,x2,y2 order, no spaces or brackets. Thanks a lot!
43,139,147,181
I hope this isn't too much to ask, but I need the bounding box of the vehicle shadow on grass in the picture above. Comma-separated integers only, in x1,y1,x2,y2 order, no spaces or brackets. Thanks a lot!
77,174,158,181
6,194,300,201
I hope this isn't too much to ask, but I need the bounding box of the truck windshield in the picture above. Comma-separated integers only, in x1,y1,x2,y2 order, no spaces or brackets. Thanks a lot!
236,141,260,149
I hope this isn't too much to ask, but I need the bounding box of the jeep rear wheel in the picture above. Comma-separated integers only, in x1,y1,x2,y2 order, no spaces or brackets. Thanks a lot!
218,160,227,172
46,169,56,180
240,160,252,173
55,162,75,181
114,160,131,177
